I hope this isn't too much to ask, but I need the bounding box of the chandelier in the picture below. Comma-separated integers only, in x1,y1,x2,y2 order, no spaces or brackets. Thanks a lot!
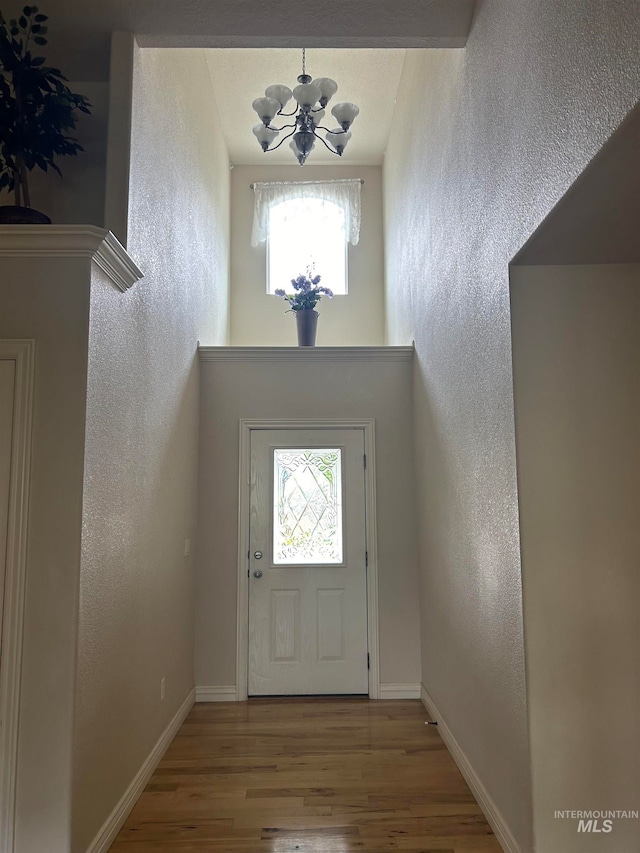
252,49,360,166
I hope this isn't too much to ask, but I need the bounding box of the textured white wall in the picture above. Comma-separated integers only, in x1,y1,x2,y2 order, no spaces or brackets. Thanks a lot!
383,3,640,851
196,355,421,691
229,165,385,346
511,264,640,853
72,47,230,852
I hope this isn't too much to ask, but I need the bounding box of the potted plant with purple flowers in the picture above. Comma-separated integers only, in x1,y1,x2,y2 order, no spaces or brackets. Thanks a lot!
274,268,333,347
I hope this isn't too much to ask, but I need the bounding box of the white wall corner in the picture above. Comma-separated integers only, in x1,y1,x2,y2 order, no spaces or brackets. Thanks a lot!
195,685,239,702
103,31,136,247
420,684,521,853
379,682,421,699
85,688,195,853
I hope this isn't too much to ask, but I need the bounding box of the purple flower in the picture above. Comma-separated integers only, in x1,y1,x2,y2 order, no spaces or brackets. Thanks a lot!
278,270,331,311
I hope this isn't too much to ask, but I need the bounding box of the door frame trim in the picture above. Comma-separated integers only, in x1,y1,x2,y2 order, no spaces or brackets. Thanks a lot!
0,340,35,853
237,419,379,700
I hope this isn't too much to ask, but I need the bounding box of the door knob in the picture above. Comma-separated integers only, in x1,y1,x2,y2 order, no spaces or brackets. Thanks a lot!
254,550,263,559
253,570,263,579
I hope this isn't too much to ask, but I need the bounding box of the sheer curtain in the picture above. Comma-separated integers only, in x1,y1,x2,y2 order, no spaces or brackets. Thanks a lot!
251,179,362,247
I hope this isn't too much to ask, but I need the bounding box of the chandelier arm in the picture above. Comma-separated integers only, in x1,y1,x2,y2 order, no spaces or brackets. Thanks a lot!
311,128,342,155
277,107,299,117
265,126,299,152
268,122,298,132
314,124,347,135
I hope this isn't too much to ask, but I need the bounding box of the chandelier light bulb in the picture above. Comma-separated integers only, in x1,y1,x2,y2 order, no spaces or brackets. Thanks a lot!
330,101,360,131
310,109,325,127
265,84,293,109
293,82,322,109
325,128,352,155
312,77,338,107
253,123,279,151
252,96,280,125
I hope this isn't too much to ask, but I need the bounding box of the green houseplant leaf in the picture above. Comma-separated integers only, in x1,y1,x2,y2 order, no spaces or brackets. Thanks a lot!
0,4,92,211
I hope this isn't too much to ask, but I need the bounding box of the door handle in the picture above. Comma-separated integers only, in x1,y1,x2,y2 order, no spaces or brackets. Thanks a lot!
253,570,263,579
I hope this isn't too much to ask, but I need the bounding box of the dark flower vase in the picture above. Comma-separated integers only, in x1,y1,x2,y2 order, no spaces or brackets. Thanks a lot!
296,309,319,347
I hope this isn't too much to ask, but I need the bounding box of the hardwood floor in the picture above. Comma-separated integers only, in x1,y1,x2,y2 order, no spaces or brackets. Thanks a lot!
108,698,501,852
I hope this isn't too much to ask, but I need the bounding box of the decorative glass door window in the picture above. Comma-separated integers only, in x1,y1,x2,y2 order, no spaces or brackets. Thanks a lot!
273,448,343,564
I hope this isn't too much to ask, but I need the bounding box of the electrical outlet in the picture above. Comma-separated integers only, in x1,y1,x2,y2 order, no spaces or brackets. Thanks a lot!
184,538,191,557
160,677,166,701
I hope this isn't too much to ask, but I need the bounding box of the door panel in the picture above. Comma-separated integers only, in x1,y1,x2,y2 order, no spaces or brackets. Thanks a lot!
271,589,300,662
317,589,345,661
248,429,368,695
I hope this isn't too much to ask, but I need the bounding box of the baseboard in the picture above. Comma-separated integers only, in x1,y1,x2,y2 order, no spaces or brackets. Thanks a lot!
420,684,521,853
85,688,195,853
195,684,238,702
379,682,421,699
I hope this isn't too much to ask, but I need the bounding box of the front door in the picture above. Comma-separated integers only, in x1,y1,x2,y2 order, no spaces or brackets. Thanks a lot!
248,428,368,695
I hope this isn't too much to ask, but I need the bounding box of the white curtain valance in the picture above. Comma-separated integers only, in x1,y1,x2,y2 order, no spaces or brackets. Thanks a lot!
251,179,361,247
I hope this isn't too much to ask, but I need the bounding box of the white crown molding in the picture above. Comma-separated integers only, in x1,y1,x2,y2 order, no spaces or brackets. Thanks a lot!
199,345,414,362
421,684,521,853
0,225,143,293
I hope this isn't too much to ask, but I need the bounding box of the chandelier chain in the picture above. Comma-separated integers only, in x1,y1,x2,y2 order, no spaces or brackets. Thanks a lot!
302,47,306,76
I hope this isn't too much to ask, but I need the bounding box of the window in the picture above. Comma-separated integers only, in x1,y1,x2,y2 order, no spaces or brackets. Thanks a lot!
267,197,347,295
251,179,362,296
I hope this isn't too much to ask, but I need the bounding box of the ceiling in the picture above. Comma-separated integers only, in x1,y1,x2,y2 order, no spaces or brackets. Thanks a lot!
205,48,406,166
18,0,475,80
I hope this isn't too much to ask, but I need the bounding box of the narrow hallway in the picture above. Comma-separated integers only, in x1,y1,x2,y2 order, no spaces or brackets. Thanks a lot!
109,698,500,852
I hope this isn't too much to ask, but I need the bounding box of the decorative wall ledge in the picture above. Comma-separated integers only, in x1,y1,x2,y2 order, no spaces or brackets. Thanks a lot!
198,346,415,362
0,225,144,293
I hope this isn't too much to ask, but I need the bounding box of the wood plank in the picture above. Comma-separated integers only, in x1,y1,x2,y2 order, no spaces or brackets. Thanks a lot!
108,699,501,853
